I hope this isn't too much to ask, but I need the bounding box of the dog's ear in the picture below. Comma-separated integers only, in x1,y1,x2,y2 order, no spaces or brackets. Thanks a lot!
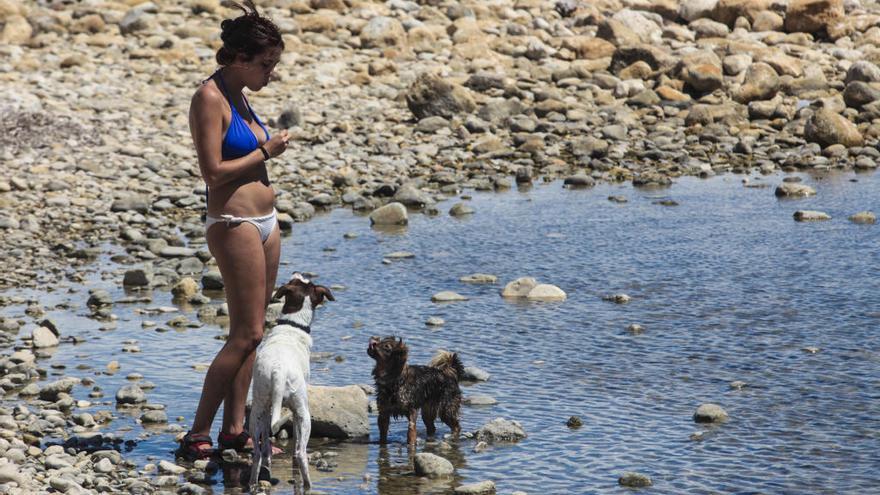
273,283,292,301
311,285,335,306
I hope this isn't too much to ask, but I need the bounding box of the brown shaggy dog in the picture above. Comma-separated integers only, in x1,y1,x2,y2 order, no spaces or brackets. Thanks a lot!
367,336,464,445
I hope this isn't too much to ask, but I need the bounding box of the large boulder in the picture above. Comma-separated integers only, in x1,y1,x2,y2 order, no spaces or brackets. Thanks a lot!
804,107,863,147
405,73,475,120
307,385,369,439
785,0,844,34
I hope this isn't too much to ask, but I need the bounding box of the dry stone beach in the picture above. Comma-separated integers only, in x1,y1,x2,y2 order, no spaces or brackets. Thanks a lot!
1,0,879,494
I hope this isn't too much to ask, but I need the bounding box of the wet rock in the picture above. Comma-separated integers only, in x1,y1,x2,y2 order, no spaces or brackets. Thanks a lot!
775,183,816,197
455,481,496,495
307,385,369,439
627,324,645,334
393,184,434,209
563,174,596,187
369,202,408,226
123,266,153,287
566,416,583,428
734,63,779,103
501,277,538,298
141,410,167,424
619,472,653,487
473,418,527,443
462,366,490,382
693,403,729,423
603,293,631,304
794,210,831,221
201,271,224,290
432,291,469,302
425,316,445,326
87,289,113,307
460,273,497,284
39,378,79,401
414,452,454,478
115,384,146,405
31,326,59,348
449,203,475,216
526,284,567,302
849,211,876,224
406,73,476,120
172,277,199,299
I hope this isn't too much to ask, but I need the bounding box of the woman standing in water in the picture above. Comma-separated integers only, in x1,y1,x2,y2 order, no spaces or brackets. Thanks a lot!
179,0,288,459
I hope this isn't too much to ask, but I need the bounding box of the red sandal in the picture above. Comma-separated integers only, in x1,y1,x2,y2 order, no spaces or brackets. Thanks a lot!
176,432,214,461
217,431,252,452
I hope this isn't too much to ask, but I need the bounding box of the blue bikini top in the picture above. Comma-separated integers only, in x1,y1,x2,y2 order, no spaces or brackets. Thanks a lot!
215,70,270,160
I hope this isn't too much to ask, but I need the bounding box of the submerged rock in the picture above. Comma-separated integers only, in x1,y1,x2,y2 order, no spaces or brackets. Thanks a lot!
693,403,728,423
414,452,454,478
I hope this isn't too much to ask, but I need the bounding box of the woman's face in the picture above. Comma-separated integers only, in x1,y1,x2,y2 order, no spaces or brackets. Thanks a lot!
236,46,282,91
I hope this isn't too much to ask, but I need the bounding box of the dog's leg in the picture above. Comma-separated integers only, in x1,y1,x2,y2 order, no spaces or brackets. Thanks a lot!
421,406,437,438
249,407,265,491
440,408,461,438
291,387,312,491
378,411,390,444
407,409,419,445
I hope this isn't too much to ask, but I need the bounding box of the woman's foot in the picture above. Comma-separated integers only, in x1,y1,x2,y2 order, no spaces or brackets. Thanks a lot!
176,432,214,461
218,431,283,455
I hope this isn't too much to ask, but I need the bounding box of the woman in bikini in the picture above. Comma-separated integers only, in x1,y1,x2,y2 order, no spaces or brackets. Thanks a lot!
180,0,288,459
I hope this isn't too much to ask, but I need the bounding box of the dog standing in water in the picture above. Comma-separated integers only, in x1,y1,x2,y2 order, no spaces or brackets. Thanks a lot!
367,336,464,445
249,273,334,491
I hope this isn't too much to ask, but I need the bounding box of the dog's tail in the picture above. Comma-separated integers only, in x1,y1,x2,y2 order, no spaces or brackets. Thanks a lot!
429,350,465,381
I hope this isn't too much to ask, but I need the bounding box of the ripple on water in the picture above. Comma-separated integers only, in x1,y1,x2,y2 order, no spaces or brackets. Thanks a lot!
3,172,880,494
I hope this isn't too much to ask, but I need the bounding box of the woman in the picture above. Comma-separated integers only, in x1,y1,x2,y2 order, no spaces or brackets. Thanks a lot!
179,0,289,459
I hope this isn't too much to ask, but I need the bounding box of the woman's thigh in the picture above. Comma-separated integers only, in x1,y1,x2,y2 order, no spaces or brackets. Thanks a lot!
263,225,281,306
207,223,267,337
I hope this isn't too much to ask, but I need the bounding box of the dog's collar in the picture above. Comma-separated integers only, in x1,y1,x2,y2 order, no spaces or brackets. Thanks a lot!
276,318,311,334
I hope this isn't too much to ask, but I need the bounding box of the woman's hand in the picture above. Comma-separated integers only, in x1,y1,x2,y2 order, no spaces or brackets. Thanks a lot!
263,130,289,158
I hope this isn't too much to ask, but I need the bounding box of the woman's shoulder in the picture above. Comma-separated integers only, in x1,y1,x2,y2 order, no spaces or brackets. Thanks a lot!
191,79,225,109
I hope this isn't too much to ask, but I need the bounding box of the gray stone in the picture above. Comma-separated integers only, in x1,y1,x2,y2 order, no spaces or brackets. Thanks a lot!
406,73,476,120
775,183,816,197
201,271,224,290
619,472,653,487
432,291,469,302
693,403,728,423
501,277,538,298
449,203,475,216
414,452,454,478
526,284,566,301
462,366,490,382
141,410,167,423
39,378,79,401
32,326,59,348
460,273,497,283
794,210,831,221
123,266,153,287
369,202,408,226
116,384,146,405
307,385,369,439
563,174,596,187
804,108,863,148
455,480,497,494
473,418,527,443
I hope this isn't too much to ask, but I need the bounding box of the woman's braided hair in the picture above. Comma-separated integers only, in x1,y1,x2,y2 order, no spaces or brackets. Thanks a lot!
215,0,283,66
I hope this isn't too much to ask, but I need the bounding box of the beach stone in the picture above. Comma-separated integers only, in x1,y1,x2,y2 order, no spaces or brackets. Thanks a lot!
0,15,32,44
563,174,596,187
39,378,79,401
843,82,880,108
172,277,199,299
455,481,496,495
693,403,729,423
111,194,150,213
734,63,779,103
94,457,114,473
32,326,59,348
462,366,491,382
158,460,187,474
682,63,724,93
425,316,445,326
775,183,816,197
567,416,583,428
711,0,771,26
619,472,653,487
501,277,538,298
432,291,469,302
414,452,454,478
526,284,567,302
449,203,475,216
141,410,167,423
369,202,408,226
160,246,197,258
115,384,146,405
201,271,223,290
794,210,831,221
87,289,112,307
845,61,880,84
464,394,498,406
785,0,844,34
0,463,22,484
680,0,720,22
804,108,863,147
849,211,876,224
604,293,631,304
406,73,476,120
360,16,405,48
307,385,369,439
473,418,527,443
752,10,783,31
460,273,497,284
123,266,153,287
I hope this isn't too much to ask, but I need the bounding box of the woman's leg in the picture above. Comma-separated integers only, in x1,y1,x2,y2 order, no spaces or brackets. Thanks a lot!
190,222,268,441
221,224,281,434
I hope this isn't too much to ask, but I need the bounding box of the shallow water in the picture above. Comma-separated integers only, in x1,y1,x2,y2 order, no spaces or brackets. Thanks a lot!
4,171,880,494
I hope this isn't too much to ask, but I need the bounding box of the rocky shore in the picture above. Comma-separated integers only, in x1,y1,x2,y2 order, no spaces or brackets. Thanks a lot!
1,0,879,289
1,0,879,492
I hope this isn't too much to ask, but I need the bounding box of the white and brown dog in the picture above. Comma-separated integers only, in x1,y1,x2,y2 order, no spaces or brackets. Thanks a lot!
249,273,334,491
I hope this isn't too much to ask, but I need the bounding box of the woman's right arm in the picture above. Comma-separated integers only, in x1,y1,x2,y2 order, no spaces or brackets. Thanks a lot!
188,89,286,189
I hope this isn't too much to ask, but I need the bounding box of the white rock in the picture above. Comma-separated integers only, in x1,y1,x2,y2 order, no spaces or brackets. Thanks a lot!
526,284,567,301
